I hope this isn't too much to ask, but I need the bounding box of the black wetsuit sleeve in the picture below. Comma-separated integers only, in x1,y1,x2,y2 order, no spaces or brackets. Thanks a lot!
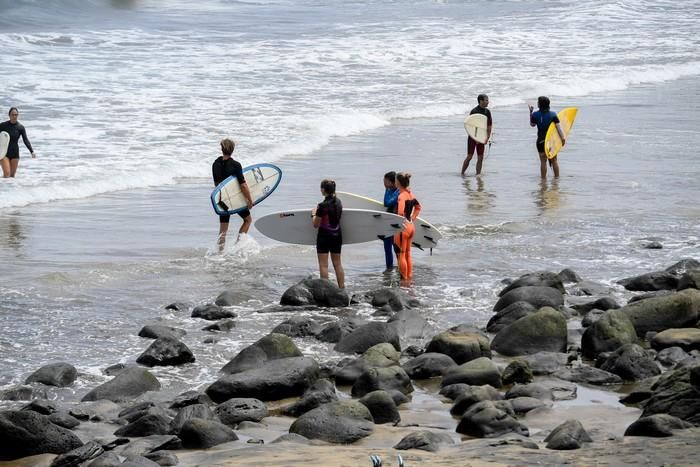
212,160,223,186
553,114,560,124
20,126,33,153
234,165,246,185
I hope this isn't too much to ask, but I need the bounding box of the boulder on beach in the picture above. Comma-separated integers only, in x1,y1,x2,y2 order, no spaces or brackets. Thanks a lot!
215,290,252,307
544,419,592,450
656,346,690,367
359,390,400,424
492,307,567,356
51,441,104,467
334,321,400,354
570,297,620,315
651,328,700,352
138,325,186,340
581,310,638,359
624,414,694,437
289,400,374,444
499,271,565,296
0,410,83,461
351,366,414,398
82,367,161,402
486,301,537,333
220,333,302,375
456,400,529,438
402,352,457,379
678,270,700,291
502,360,534,385
170,403,217,434
191,303,237,320
115,413,172,437
441,357,502,388
522,352,569,375
425,329,491,364
179,418,238,449
24,362,78,387
393,430,455,452
272,316,324,338
215,398,268,426
598,343,661,381
136,337,195,367
506,383,554,401
641,364,700,424
362,287,420,312
618,289,700,336
202,319,236,332
387,308,432,340
450,385,503,416
665,258,700,276
558,268,582,283
363,343,401,368
170,390,213,409
554,366,623,386
283,378,337,417
280,277,349,307
316,317,367,343
617,271,679,292
206,357,320,403
493,286,564,313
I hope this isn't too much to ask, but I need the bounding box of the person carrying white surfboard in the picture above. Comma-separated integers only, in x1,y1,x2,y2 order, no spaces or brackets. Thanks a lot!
382,171,400,271
0,107,36,178
529,96,565,178
212,138,254,251
461,94,492,176
311,179,345,288
394,172,421,282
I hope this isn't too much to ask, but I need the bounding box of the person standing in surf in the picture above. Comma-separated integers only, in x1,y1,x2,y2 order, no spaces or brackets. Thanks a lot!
0,107,36,178
394,172,421,282
383,171,399,272
212,138,253,252
461,94,492,176
529,96,565,178
312,179,345,288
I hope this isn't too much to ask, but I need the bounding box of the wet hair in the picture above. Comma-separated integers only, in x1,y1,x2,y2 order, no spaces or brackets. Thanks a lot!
320,179,336,195
384,171,396,183
8,107,18,116
537,96,550,112
477,94,488,104
220,138,235,156
396,172,411,188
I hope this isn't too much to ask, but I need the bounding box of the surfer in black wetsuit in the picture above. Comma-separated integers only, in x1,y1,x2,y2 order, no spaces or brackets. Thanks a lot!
0,107,36,178
312,179,345,288
212,138,253,252
461,94,492,176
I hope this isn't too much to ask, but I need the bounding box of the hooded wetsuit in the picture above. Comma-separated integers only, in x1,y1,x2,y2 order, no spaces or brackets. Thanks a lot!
394,188,421,279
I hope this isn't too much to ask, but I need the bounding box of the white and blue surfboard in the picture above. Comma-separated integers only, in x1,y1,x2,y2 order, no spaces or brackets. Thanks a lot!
211,163,282,215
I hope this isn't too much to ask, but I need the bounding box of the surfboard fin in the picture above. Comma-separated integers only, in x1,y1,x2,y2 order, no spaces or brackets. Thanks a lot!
391,223,401,229
372,213,381,218
377,235,386,240
370,455,382,467
420,223,430,228
424,235,434,242
412,242,424,250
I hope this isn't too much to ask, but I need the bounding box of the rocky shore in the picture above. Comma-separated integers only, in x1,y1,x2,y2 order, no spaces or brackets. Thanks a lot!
2,260,700,466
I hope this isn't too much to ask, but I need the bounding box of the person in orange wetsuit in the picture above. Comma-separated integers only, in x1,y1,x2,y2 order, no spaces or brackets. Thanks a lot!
394,172,421,281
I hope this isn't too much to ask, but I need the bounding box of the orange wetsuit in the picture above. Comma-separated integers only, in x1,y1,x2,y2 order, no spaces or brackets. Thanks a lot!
394,188,421,279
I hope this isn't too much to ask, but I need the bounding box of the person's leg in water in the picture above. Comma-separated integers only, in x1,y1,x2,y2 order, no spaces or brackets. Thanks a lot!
461,138,476,175
218,214,230,252
475,153,484,176
538,151,548,178
330,252,345,288
403,223,415,278
317,251,330,280
1,158,10,178
383,237,394,270
237,210,252,241
9,158,20,178
550,155,560,178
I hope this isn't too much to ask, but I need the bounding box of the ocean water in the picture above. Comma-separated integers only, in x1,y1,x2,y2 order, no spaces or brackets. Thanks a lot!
0,0,699,402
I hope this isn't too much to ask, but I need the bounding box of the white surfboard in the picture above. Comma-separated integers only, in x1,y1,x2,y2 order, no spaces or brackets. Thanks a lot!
255,208,406,245
336,191,442,250
464,113,489,144
211,163,282,215
0,131,9,160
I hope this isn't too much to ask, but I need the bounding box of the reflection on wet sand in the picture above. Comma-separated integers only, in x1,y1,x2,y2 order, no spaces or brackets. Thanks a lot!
0,215,26,253
463,175,496,213
535,178,562,214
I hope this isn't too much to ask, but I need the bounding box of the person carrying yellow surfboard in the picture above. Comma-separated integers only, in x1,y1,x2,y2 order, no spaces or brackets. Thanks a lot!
529,96,565,178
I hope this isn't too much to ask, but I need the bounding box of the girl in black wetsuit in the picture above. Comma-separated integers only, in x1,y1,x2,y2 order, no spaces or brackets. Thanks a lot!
311,179,345,288
0,107,36,178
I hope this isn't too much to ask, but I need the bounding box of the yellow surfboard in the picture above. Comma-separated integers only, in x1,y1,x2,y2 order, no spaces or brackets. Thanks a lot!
544,107,578,159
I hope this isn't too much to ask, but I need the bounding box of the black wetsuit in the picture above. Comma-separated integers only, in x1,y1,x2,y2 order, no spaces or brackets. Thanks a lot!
212,156,249,222
0,121,33,159
316,196,342,254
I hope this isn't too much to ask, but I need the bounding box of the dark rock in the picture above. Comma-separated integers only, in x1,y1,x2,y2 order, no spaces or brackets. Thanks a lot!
170,404,217,434
191,303,237,320
289,400,374,444
544,419,592,450
1,385,39,401
48,412,81,429
136,337,195,367
363,287,419,312
387,308,432,340
334,322,400,354
569,280,613,296
599,344,661,381
450,385,502,416
625,414,694,437
506,383,554,401
581,309,606,327
522,352,569,375
570,297,620,315
678,270,700,291
502,360,534,385
618,289,700,336
281,278,349,307
21,399,58,415
402,353,457,379
215,398,268,426
283,379,337,417
558,268,582,284
206,357,320,402
486,301,537,333
138,325,186,340
50,441,103,467
617,272,679,292
316,318,367,343
362,343,400,368
393,431,455,452
665,258,700,276
87,451,122,466
115,413,172,437
493,286,564,313
656,347,690,367
641,364,700,424
215,290,252,307
169,391,212,410
620,390,653,405
164,302,189,312
202,319,236,332
351,366,413,398
25,362,78,387
651,328,700,352
456,401,529,438
121,455,162,467
0,410,83,461
643,241,663,250
425,330,491,364
270,433,311,444
543,380,578,401
179,418,238,448
220,333,302,375
441,357,502,388
510,396,549,414
499,271,565,296
272,316,323,338
82,367,160,403
359,390,400,424
581,310,638,359
144,450,179,466
492,307,567,356
554,366,623,386
488,438,540,449
439,383,470,400
118,402,159,422
333,358,370,386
